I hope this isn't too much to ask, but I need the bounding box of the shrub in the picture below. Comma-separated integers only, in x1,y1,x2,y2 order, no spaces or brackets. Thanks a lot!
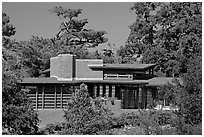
37,122,67,135
112,110,180,135
110,111,162,135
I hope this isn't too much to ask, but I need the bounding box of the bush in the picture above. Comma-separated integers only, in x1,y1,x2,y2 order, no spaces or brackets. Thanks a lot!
110,125,145,135
37,122,67,135
111,110,180,135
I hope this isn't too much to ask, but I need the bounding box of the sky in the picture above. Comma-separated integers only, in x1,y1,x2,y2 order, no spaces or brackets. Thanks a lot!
2,2,136,48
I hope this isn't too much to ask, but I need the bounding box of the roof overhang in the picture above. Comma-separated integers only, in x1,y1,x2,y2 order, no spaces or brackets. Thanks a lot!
20,77,179,87
88,63,157,71
19,78,148,85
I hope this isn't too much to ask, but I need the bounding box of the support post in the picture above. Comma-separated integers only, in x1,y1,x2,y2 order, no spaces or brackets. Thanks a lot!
99,84,103,96
138,86,142,108
36,87,38,109
42,85,44,109
147,88,153,108
92,85,95,98
112,85,115,99
106,85,109,98
94,85,97,98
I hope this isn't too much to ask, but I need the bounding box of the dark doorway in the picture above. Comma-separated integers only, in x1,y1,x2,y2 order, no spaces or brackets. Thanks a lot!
122,86,142,109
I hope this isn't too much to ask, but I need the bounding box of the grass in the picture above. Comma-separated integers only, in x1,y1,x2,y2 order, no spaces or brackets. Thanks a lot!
37,109,65,128
37,108,140,128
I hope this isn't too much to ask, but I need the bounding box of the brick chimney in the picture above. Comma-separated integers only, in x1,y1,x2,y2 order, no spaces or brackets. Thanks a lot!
50,54,76,80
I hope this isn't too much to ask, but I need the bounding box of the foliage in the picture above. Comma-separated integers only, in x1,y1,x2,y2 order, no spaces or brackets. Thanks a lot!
2,50,40,134
157,55,202,134
2,103,39,135
178,55,202,125
118,2,201,77
157,80,180,106
2,12,15,37
109,125,145,135
111,110,179,135
49,6,108,58
61,84,114,134
37,122,67,135
2,12,40,134
15,37,55,77
6,6,109,78
102,43,119,64
118,3,202,134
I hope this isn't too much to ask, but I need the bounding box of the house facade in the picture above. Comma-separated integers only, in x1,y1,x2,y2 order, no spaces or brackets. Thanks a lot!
20,54,175,110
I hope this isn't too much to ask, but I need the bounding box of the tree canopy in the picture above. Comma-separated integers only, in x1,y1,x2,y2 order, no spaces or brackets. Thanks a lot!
49,6,108,58
118,2,202,132
2,12,40,134
118,2,201,77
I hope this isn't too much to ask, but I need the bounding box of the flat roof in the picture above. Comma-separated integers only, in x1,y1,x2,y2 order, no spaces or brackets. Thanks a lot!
89,63,156,70
20,78,148,85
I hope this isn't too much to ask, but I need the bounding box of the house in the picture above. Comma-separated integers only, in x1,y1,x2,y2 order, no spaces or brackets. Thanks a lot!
20,54,176,110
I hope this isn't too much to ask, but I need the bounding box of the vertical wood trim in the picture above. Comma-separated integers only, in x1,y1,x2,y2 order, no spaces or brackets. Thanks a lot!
141,87,144,108
138,86,142,108
61,86,63,108
131,86,135,108
112,85,115,99
147,89,153,106
121,88,124,109
144,88,147,108
99,84,103,96
42,85,44,109
54,86,57,109
133,86,137,108
138,86,142,103
92,85,94,97
36,86,38,109
105,85,109,98
94,85,97,97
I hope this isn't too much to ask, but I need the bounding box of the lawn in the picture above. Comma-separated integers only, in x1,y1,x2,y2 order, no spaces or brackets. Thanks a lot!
37,109,140,128
37,109,65,128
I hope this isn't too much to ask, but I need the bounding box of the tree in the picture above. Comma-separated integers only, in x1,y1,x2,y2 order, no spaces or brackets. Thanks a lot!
15,37,55,77
2,12,40,134
49,6,108,59
117,43,142,64
4,6,109,78
62,84,113,134
119,2,201,77
2,12,15,37
122,2,202,134
157,55,202,134
102,43,119,64
178,55,202,125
